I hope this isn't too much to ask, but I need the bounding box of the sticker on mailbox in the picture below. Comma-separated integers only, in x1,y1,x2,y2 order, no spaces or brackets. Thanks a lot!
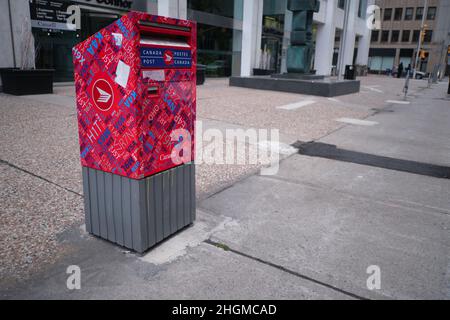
140,47,191,68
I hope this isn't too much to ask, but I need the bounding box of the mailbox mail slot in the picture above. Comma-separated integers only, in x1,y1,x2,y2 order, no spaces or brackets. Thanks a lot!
73,12,197,253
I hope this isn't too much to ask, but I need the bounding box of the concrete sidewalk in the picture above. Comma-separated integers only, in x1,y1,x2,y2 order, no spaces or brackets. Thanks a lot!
0,76,448,299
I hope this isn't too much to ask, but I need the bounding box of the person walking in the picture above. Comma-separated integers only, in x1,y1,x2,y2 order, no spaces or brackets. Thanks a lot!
391,65,397,77
397,62,404,78
406,64,411,77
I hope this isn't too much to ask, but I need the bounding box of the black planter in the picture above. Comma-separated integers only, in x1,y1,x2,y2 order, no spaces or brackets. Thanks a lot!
0,69,54,95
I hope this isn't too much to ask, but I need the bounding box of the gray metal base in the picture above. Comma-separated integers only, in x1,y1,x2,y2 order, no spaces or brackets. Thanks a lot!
229,76,360,97
82,163,195,253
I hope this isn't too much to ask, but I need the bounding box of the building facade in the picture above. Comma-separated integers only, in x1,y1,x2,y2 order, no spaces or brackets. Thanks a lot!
369,0,450,76
0,0,374,84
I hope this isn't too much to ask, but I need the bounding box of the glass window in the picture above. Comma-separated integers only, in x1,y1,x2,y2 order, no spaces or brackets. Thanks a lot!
197,23,233,77
402,30,411,42
384,8,392,21
399,57,412,68
369,56,382,71
412,30,420,42
381,57,394,71
427,7,436,20
416,7,424,20
381,30,390,42
391,30,399,42
405,7,413,20
338,0,345,10
358,0,366,18
371,30,379,42
188,0,236,19
394,8,403,20
33,9,120,82
260,13,284,73
423,30,433,43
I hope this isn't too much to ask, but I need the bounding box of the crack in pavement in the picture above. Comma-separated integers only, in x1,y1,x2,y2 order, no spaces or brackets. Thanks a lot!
204,239,371,300
0,159,83,198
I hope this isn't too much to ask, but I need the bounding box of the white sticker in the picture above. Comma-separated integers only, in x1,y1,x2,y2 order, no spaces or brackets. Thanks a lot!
115,60,130,88
112,33,123,47
142,70,165,81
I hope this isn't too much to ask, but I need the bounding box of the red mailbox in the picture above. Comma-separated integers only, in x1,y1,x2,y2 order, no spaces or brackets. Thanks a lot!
73,11,196,179
73,12,196,253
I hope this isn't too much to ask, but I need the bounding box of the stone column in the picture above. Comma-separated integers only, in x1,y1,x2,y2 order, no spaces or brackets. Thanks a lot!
314,0,336,76
340,1,359,70
240,0,263,76
356,0,374,66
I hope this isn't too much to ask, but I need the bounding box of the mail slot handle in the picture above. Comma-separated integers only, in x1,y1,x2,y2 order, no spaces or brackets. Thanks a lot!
147,86,159,96
139,25,191,38
139,20,190,32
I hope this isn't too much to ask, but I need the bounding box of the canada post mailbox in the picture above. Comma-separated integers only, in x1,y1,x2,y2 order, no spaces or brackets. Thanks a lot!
73,12,196,253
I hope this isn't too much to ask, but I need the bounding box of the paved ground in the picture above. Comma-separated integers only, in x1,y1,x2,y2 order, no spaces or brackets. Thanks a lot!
0,76,448,299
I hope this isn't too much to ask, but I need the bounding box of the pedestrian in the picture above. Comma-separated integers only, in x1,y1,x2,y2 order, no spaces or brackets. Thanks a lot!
391,66,397,77
397,62,404,78
406,64,411,77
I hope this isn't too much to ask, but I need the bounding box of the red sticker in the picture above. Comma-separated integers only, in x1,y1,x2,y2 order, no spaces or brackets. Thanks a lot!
92,79,114,112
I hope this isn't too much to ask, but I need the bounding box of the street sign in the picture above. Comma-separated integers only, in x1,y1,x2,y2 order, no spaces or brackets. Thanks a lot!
29,0,74,31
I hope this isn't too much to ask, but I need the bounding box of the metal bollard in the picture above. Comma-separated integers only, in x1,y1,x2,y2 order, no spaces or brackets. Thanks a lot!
403,71,410,100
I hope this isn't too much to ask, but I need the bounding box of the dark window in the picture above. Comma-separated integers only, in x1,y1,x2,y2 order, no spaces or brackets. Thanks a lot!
358,0,364,18
371,30,379,42
338,0,345,9
381,30,390,42
196,23,233,76
423,30,433,43
412,30,420,42
402,30,411,42
391,30,400,42
405,7,413,20
427,7,436,20
188,0,236,19
394,8,403,20
416,7,424,20
384,8,392,21
358,0,367,18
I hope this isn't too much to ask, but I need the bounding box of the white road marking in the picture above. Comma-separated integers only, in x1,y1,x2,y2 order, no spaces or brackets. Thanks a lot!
336,117,378,126
327,98,341,102
386,100,411,105
277,100,316,110
362,86,383,93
